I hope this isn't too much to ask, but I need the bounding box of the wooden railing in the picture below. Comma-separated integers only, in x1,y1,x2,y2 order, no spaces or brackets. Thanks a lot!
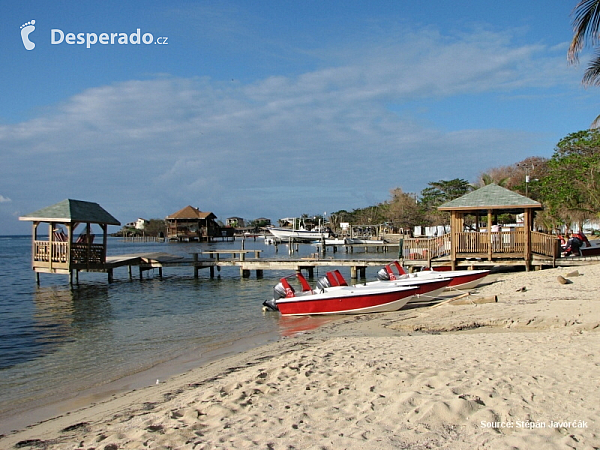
34,240,69,263
531,231,560,258
71,243,105,264
402,234,451,261
402,230,558,262
455,230,526,254
33,240,105,265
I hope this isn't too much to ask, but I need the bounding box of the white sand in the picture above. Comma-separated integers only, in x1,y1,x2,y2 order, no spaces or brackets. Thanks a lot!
2,264,600,449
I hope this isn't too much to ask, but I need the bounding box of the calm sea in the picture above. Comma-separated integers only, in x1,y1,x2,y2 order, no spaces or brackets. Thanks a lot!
0,235,389,433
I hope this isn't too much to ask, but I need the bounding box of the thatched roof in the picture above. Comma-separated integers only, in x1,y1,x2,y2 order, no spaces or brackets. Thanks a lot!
19,199,120,225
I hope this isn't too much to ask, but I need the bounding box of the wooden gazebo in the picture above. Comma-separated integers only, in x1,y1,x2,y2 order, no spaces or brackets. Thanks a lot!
402,184,559,270
19,199,120,283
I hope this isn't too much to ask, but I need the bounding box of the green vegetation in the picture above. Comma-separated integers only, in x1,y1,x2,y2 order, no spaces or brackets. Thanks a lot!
325,129,600,234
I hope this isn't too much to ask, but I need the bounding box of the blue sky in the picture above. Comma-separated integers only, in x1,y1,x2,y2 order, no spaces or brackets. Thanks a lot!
1,1,598,234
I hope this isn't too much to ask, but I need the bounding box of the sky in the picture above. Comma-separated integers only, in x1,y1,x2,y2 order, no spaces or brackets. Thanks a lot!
1,1,599,234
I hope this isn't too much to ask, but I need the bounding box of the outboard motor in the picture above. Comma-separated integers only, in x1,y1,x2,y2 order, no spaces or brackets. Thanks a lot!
262,282,294,312
316,275,331,292
273,282,290,300
377,268,390,281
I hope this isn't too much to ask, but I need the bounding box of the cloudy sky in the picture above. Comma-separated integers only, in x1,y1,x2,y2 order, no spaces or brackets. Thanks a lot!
1,1,598,234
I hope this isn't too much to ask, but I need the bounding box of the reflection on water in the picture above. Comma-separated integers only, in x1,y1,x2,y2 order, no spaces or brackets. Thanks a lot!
277,314,342,337
0,236,386,430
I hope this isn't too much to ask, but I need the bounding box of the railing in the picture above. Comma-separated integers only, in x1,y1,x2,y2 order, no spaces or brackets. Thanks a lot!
33,240,105,265
71,243,105,264
531,231,560,258
402,230,557,262
455,230,526,254
34,240,69,263
402,234,451,261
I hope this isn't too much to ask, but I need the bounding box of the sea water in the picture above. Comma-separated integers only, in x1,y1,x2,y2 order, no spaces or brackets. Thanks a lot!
0,235,387,433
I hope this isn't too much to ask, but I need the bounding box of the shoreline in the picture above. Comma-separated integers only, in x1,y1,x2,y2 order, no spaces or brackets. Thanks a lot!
2,264,599,448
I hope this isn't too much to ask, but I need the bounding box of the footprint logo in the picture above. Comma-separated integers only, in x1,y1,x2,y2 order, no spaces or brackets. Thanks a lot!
20,20,36,50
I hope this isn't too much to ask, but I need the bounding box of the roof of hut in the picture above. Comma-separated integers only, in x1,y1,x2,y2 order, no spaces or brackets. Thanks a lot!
166,205,216,220
19,199,121,225
438,184,542,212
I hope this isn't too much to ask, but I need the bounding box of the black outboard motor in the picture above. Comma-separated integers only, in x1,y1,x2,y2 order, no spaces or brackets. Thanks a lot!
377,268,390,281
316,276,331,292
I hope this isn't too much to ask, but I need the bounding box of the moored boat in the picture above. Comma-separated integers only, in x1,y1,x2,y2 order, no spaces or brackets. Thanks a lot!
262,272,419,316
379,261,490,291
268,226,332,242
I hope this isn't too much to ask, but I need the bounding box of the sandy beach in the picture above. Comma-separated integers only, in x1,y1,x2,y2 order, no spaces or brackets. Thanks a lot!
2,263,599,449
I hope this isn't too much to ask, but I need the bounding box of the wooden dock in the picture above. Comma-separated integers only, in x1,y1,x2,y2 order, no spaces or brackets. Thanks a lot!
46,249,600,284
98,250,393,282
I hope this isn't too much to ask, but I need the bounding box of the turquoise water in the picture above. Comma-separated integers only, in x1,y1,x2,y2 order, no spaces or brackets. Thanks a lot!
0,235,388,432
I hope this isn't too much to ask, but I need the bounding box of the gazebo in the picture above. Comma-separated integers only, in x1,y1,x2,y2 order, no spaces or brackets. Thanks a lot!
402,184,559,270
19,199,121,283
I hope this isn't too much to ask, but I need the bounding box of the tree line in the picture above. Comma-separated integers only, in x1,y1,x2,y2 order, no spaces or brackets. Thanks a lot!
329,129,600,234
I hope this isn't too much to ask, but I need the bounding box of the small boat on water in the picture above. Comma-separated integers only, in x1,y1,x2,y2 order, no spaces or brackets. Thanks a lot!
269,227,331,241
262,271,420,316
378,261,490,291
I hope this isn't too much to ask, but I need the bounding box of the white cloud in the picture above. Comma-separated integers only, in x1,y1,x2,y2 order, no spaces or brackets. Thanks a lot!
0,26,590,233
0,195,11,203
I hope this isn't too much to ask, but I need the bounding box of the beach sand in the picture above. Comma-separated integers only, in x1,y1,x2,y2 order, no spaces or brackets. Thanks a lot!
2,264,599,449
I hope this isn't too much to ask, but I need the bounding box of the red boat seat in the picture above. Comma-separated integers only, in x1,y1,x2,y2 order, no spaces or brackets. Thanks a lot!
332,270,348,286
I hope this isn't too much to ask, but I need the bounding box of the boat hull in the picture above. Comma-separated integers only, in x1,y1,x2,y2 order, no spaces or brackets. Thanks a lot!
269,227,328,241
428,268,490,290
275,286,418,316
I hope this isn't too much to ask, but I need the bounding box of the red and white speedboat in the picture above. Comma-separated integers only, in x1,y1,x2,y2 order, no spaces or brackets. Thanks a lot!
262,271,420,316
379,261,490,291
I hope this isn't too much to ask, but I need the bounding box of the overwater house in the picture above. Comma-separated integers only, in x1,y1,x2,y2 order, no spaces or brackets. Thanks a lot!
165,205,220,242
19,199,121,283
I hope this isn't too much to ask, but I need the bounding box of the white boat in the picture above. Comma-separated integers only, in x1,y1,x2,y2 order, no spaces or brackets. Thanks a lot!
268,226,332,242
380,261,490,291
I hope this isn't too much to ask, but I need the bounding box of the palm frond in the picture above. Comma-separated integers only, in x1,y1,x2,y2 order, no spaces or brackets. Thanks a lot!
582,49,600,86
569,0,600,64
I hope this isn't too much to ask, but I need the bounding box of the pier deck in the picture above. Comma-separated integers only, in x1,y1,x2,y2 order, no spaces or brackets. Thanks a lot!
44,248,600,284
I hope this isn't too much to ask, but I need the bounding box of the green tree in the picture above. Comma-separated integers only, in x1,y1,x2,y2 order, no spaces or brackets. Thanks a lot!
420,178,473,226
540,129,600,228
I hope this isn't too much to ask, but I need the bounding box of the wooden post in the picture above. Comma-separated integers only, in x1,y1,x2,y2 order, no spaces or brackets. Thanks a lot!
193,253,199,278
351,266,357,279
487,210,493,261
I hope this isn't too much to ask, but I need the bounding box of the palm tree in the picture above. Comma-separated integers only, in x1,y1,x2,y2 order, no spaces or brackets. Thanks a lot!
569,0,600,128
569,0,600,85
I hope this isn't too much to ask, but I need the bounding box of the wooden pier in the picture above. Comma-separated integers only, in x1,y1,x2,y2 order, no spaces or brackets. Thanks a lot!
90,250,392,283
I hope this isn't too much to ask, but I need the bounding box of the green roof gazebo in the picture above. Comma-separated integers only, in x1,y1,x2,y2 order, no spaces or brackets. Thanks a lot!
19,199,121,283
436,184,558,270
